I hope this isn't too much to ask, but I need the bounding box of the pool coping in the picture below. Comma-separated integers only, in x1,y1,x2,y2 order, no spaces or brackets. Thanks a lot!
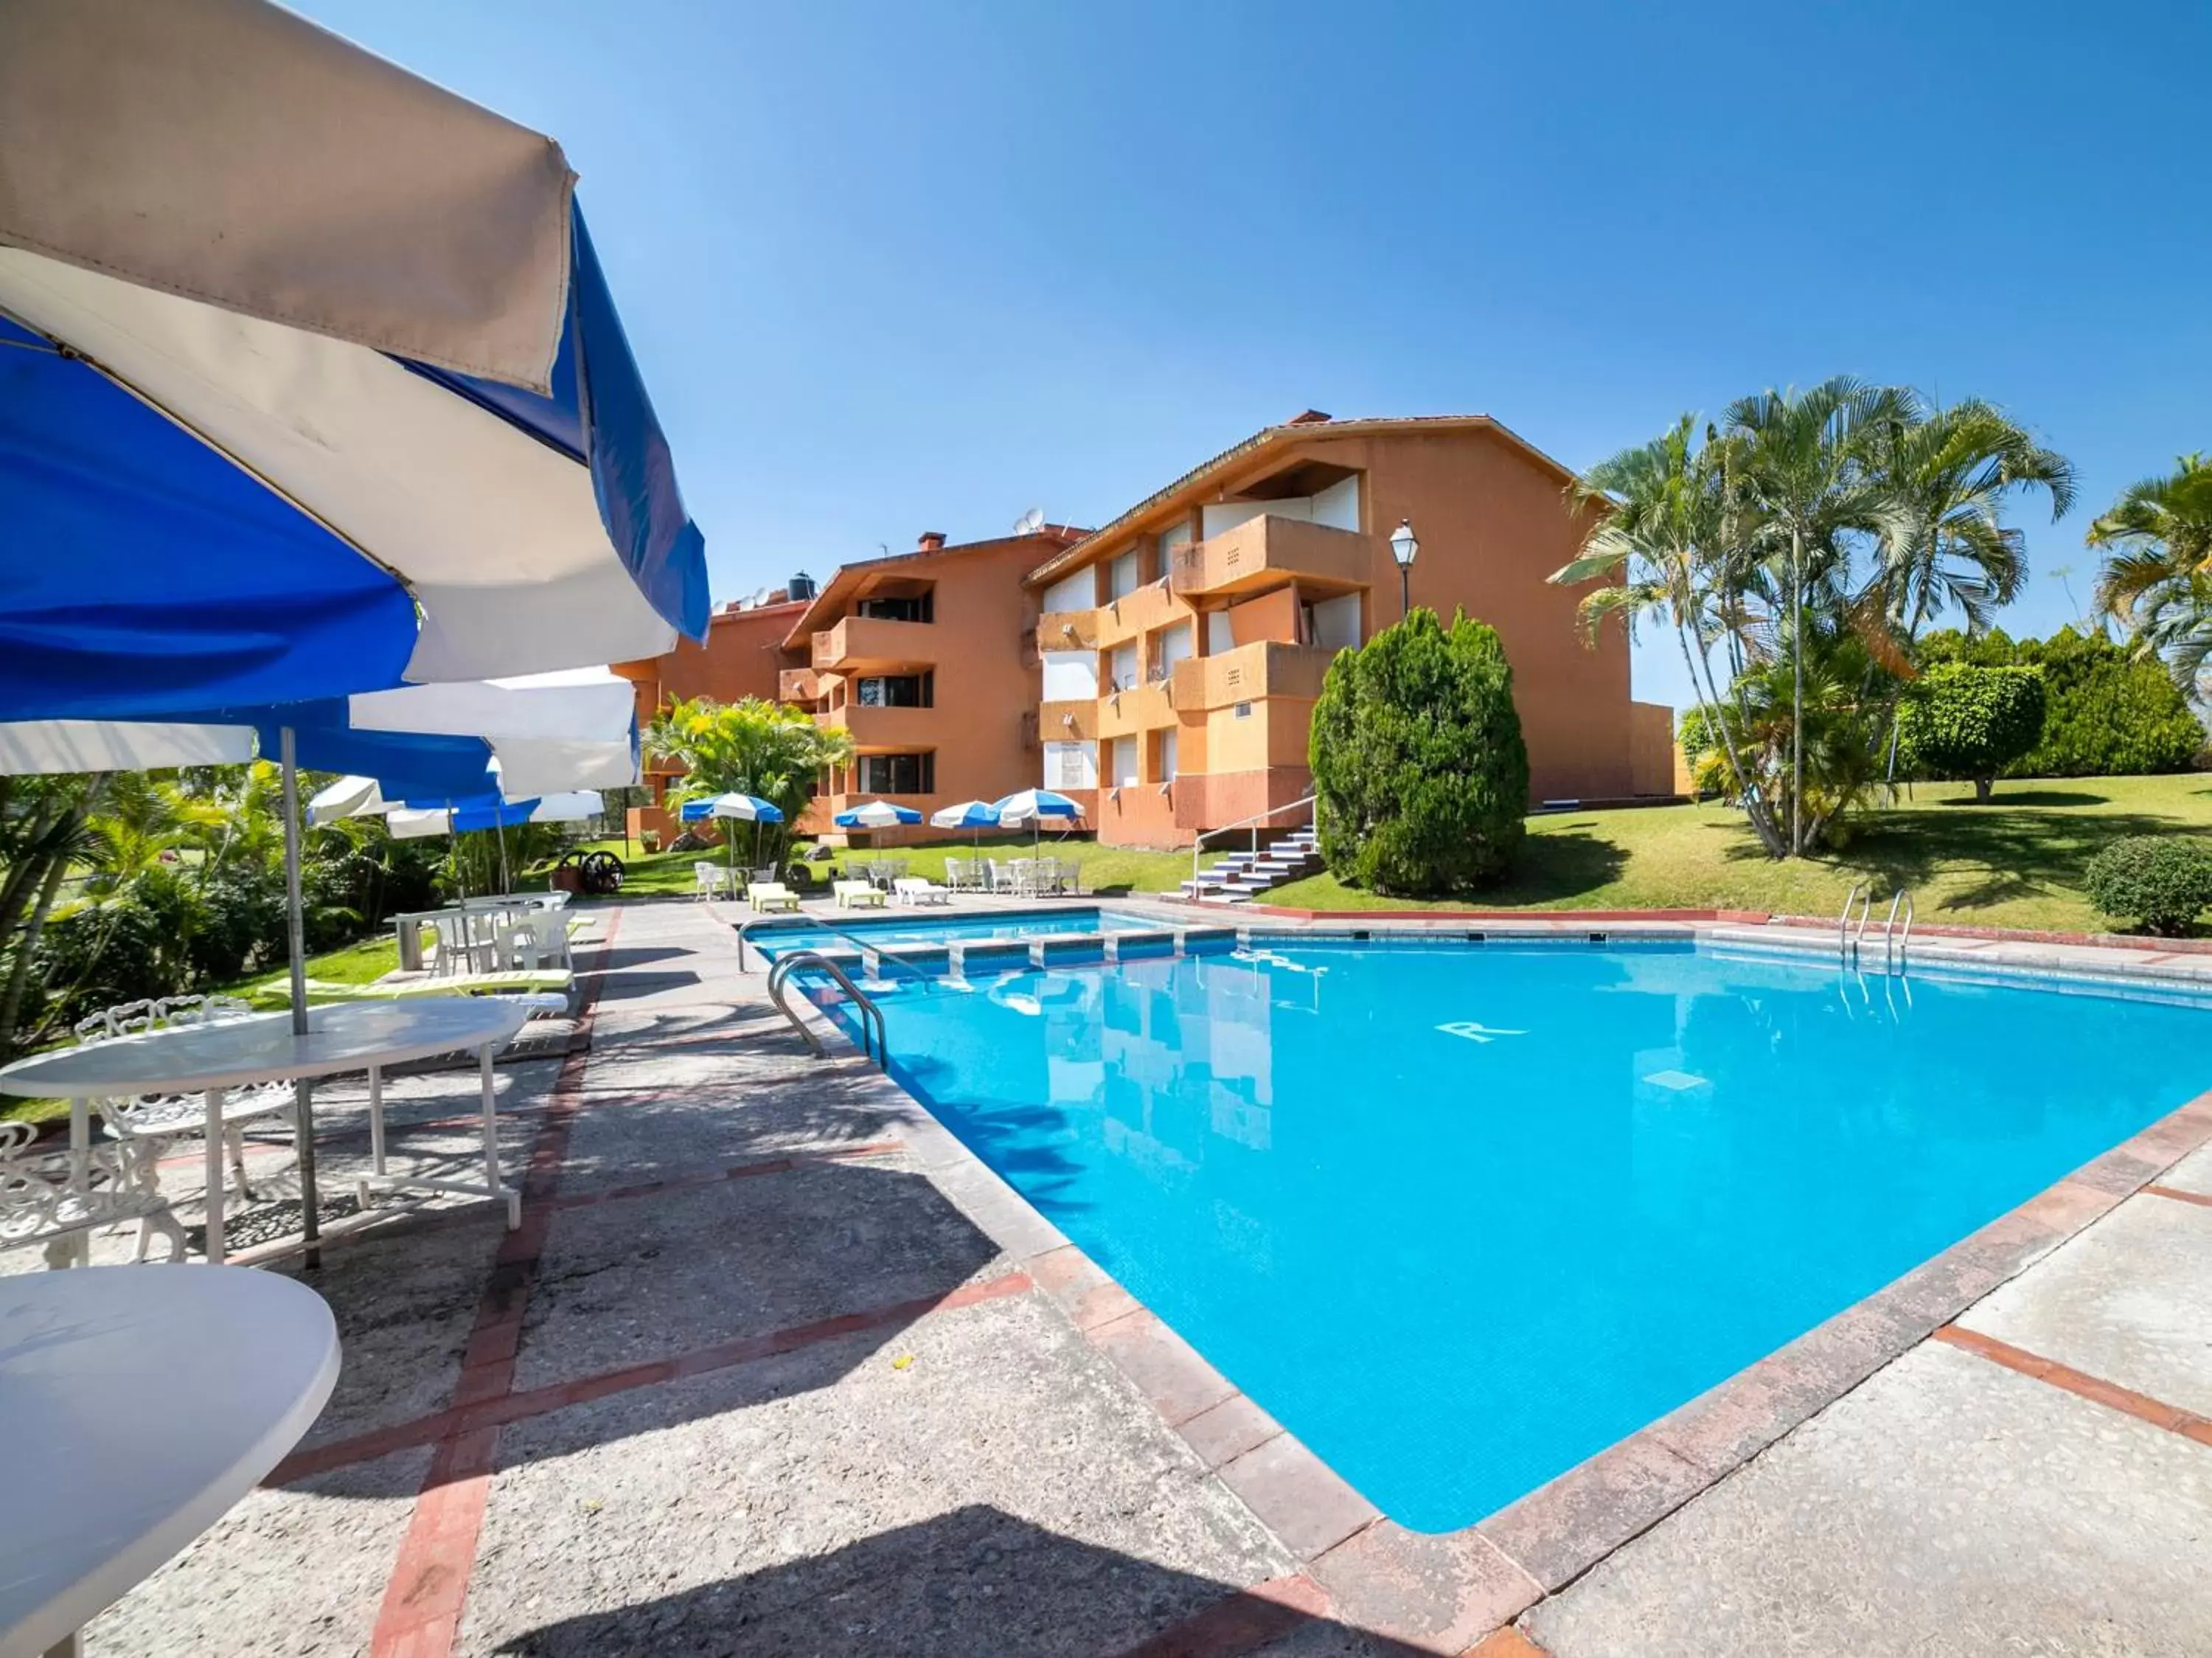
762,918,2212,1653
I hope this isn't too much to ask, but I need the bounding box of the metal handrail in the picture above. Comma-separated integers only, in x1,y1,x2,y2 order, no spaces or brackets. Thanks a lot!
1189,793,1318,892
766,951,887,1066
734,912,814,971
1837,882,1868,962
1884,888,1916,975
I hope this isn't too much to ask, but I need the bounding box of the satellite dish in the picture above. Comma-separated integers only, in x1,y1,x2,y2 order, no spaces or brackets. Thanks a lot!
1013,507,1046,535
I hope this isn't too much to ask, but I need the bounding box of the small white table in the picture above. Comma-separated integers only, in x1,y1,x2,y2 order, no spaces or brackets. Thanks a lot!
0,1265,340,1657
0,999,529,1264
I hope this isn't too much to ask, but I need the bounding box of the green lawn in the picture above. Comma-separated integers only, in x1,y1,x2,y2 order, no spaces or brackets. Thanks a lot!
1268,772,2212,934
569,834,1193,901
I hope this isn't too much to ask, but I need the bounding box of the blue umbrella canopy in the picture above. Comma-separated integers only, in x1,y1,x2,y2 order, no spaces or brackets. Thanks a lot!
930,799,1003,830
992,788,1082,823
0,3,710,720
834,800,924,828
678,793,785,824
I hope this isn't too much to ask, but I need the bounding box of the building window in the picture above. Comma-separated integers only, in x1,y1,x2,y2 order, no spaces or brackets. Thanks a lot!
1152,728,1178,782
859,752,934,794
1233,701,1253,719
856,673,932,707
856,591,933,622
1110,735,1138,788
1108,642,1138,693
1107,550,1140,600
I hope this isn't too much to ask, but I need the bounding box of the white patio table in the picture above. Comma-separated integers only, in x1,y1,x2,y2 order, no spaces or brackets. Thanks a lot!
0,1264,339,1658
0,999,528,1264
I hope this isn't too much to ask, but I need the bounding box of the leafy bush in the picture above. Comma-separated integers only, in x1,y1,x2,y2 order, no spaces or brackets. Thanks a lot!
1919,627,2203,777
1310,607,1528,895
1896,663,2047,802
2082,836,2212,936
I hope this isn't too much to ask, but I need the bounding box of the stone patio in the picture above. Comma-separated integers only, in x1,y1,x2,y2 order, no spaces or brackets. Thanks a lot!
21,896,2212,1656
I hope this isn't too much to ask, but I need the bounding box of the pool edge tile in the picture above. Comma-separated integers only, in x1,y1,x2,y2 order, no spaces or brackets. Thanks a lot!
1308,1520,1543,1654
1215,1429,1382,1563
1472,1429,1709,1593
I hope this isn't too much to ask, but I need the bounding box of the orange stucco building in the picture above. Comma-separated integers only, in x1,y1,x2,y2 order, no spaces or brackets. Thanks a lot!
1023,412,1677,848
776,527,1086,836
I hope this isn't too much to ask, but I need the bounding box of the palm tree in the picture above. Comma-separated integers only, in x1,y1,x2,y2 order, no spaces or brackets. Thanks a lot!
1554,417,1787,856
1865,399,2076,644
1725,378,1914,854
2091,454,2212,690
644,696,855,865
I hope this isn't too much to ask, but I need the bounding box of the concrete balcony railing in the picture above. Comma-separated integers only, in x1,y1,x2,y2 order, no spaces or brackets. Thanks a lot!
1170,641,1336,712
1036,608,1102,653
1038,699,1099,741
778,667,821,704
810,614,936,672
1096,681,1175,738
1168,516,1374,600
818,703,938,749
1093,579,1180,648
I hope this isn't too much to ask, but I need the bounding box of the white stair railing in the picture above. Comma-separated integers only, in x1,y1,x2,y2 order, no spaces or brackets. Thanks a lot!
1188,794,1318,895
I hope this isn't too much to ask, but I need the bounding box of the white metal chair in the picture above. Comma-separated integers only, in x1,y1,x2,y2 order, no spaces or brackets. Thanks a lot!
74,995,299,1235
0,1121,187,1268
498,908,574,971
431,909,504,977
694,861,731,901
891,876,951,906
834,878,886,910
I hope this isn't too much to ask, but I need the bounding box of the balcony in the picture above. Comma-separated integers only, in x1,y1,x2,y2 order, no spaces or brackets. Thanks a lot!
1096,681,1175,738
1171,641,1336,712
1038,699,1099,741
818,703,938,749
1092,580,1180,647
1036,608,1102,653
1168,516,1374,600
810,614,935,672
778,667,821,704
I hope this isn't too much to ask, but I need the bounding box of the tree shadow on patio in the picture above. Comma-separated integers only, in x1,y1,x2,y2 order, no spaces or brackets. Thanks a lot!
487,1504,1430,1657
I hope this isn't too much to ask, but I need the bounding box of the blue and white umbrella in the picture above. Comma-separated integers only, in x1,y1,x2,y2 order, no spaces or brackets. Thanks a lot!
835,800,924,829
991,788,1083,853
929,799,1003,830
678,793,786,825
0,1,710,720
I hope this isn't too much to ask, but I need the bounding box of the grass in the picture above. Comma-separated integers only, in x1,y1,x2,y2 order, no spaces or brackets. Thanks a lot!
1267,772,2212,934
568,834,1194,900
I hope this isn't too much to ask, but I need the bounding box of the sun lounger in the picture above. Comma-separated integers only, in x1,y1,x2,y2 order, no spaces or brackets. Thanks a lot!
891,876,951,906
834,878,887,910
748,881,800,914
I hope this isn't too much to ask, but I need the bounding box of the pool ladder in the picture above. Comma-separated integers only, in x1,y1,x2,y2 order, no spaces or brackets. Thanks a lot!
765,950,887,1066
1837,883,1916,974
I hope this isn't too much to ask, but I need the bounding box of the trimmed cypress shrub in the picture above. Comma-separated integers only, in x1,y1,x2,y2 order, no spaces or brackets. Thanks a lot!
2083,836,2212,936
1309,607,1528,895
1895,663,2047,802
1918,626,2203,777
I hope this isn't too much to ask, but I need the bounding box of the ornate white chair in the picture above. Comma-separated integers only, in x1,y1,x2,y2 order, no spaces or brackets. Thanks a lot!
74,994,298,1224
0,1120,187,1268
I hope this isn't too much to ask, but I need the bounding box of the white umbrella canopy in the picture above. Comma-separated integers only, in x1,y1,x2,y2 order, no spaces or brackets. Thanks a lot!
834,800,924,829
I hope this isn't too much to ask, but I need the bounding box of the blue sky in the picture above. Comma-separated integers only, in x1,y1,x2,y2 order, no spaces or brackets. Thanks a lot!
301,0,2209,709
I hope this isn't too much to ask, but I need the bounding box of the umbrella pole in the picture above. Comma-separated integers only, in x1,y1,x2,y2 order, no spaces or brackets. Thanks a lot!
279,726,322,1267
496,817,512,895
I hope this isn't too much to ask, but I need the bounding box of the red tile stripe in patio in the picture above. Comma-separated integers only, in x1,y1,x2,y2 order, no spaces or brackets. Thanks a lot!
541,1140,905,1211
1932,1325,2212,1449
369,909,625,1658
2145,1182,2212,1211
1111,1573,1332,1658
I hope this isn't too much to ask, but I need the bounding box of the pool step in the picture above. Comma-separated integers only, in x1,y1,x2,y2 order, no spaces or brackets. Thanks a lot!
1179,826,1322,903
787,926,1241,985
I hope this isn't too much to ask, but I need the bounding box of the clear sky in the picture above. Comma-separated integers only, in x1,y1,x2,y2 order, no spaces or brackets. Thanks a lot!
299,0,2209,709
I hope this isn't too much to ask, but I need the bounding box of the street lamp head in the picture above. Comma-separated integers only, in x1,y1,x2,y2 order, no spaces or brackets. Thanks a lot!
1389,518,1419,569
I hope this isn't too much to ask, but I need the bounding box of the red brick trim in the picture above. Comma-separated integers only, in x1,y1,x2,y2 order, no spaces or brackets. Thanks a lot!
368,908,624,1658
1466,1628,1554,1657
2145,1182,2212,1211
1932,1325,2212,1449
543,1140,904,1212
1112,1574,1332,1658
1240,905,1765,924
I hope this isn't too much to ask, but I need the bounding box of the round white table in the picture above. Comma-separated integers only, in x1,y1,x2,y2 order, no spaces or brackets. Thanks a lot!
0,999,529,1263
0,1265,340,1657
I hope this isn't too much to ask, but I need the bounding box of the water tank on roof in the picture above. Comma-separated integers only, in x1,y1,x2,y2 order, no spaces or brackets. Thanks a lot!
786,571,818,603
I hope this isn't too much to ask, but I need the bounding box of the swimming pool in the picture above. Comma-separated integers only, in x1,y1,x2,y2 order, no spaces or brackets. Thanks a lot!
799,935,2212,1531
747,905,1160,957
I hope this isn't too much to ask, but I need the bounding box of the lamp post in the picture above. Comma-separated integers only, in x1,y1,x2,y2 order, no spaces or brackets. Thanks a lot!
1389,518,1419,620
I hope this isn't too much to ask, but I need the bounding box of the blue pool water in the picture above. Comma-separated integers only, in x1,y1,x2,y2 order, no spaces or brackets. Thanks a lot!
750,906,1158,956
805,937,2212,1531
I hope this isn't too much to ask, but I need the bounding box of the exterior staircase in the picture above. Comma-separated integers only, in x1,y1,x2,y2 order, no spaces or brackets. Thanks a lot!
1179,825,1322,905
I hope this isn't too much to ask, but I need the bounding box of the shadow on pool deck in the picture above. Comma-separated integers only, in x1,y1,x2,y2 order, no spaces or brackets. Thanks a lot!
488,1505,1431,1657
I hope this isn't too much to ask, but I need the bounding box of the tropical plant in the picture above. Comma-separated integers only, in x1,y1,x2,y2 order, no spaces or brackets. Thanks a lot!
0,773,107,1060
2083,836,2212,936
1919,627,2203,777
2090,453,2212,691
643,695,854,863
1895,663,2047,802
1310,608,1528,895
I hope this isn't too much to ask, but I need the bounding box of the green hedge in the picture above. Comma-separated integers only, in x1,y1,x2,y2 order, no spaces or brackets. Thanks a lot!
2083,836,2212,936
1895,663,2047,802
1919,626,2203,777
1310,607,1528,895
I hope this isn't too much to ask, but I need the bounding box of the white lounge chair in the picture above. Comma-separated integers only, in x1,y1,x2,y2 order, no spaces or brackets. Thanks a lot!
747,881,800,914
892,876,951,906
833,878,887,910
